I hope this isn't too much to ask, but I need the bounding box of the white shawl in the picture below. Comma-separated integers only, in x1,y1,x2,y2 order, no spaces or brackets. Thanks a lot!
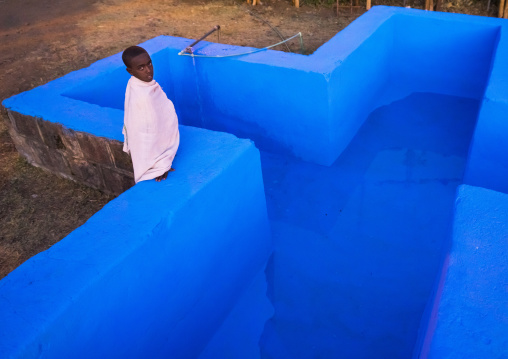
123,76,180,183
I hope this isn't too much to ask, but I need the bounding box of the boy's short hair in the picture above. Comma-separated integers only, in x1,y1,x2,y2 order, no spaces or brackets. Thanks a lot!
122,46,148,68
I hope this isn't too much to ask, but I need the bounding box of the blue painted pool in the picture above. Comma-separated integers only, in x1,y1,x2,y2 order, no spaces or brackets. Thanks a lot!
1,6,508,359
260,92,479,358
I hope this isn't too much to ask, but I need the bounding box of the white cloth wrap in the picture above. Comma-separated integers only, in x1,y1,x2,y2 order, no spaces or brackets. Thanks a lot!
123,76,180,183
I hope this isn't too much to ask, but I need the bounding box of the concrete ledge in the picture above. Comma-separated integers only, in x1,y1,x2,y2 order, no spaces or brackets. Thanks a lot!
415,185,508,359
0,126,272,358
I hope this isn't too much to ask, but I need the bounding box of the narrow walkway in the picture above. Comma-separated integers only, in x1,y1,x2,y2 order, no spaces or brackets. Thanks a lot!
260,92,480,358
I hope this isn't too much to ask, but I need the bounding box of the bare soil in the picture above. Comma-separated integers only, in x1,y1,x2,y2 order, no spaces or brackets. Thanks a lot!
0,0,497,279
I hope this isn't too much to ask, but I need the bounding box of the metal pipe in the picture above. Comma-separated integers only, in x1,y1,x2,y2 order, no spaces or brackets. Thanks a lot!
183,25,221,54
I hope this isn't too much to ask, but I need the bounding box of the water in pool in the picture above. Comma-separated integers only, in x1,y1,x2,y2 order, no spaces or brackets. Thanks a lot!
258,92,480,358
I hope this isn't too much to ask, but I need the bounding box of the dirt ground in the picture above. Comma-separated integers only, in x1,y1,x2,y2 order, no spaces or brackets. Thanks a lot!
0,0,498,279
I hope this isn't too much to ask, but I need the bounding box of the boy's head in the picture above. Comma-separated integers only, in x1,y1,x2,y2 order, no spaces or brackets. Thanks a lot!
122,46,154,82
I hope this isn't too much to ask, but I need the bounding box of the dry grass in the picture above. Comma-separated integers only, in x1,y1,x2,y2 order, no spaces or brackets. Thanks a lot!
0,120,115,278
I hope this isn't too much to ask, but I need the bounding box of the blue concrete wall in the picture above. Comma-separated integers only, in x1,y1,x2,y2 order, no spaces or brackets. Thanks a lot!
3,6,508,359
326,15,395,160
0,127,272,358
318,9,499,161
6,7,496,168
199,269,273,359
391,15,499,100
414,185,508,358
464,28,508,194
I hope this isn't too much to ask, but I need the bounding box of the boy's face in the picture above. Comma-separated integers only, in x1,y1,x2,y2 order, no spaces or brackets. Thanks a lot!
126,52,154,82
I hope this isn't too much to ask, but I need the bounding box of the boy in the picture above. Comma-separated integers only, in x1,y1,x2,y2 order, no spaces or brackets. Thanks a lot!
122,45,179,183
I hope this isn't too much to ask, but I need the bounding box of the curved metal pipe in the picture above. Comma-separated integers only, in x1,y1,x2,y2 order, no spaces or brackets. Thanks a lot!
183,25,221,54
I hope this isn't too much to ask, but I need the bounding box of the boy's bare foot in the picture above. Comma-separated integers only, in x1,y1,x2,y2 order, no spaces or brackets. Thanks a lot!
155,168,175,182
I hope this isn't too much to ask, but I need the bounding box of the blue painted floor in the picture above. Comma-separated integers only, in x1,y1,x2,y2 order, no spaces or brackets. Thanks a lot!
259,93,480,358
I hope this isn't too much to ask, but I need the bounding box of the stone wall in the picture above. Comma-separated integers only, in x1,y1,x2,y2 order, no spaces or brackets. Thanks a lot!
6,110,134,195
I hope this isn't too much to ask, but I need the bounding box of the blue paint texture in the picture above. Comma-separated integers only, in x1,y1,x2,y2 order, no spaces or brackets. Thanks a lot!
416,185,508,358
0,128,272,358
2,6,508,359
260,92,480,358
